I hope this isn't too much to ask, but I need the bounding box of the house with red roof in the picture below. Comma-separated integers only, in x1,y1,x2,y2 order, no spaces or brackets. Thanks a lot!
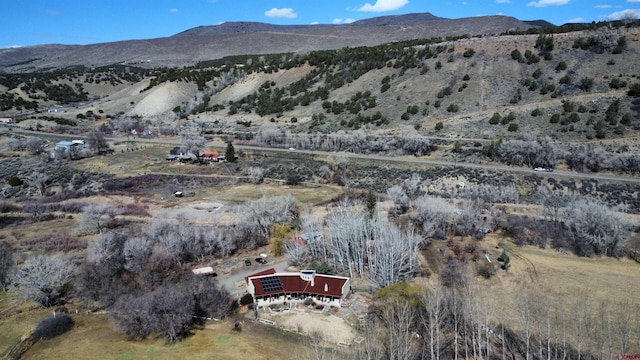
245,268,350,308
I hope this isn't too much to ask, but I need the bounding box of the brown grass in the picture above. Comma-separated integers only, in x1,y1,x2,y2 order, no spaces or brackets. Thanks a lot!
21,315,315,360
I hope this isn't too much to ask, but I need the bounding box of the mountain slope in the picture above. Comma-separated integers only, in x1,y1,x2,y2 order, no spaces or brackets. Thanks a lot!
0,13,538,72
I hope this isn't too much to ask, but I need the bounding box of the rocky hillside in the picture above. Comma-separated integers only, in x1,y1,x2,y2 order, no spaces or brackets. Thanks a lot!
1,20,639,153
0,13,539,72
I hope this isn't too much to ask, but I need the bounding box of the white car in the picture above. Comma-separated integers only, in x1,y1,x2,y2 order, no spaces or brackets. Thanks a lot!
288,147,296,151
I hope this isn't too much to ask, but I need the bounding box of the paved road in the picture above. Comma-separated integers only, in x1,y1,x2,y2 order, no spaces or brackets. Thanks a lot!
6,126,640,185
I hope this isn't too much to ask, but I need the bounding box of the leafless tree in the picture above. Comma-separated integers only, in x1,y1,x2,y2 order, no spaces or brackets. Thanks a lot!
411,195,454,239
87,128,109,154
255,123,283,146
180,129,206,162
77,203,121,235
536,186,568,223
368,218,422,288
516,286,534,360
387,185,409,215
10,254,76,307
109,283,195,342
25,137,45,155
380,298,418,360
232,194,298,249
403,173,423,199
565,198,626,256
326,200,369,279
422,284,445,360
243,166,265,184
28,172,49,196
615,300,635,357
299,211,327,262
123,236,153,274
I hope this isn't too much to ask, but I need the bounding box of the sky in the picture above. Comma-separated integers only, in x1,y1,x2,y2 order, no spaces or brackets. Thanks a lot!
2,0,640,48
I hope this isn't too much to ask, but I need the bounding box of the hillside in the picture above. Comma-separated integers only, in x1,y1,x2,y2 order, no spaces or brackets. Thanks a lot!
0,13,539,72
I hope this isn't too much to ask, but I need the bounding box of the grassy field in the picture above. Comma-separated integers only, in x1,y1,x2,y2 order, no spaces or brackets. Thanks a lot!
17,314,318,360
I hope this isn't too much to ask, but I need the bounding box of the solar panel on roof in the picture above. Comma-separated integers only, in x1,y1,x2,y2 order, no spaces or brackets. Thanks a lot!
259,276,283,293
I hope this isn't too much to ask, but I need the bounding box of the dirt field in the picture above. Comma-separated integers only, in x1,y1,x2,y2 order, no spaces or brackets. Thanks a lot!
262,309,356,345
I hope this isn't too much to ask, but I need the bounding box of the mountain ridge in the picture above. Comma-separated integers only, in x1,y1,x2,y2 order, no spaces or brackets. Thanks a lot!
0,12,542,72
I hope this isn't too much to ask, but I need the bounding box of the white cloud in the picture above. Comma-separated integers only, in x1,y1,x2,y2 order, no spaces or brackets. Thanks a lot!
169,8,178,13
605,8,640,20
356,0,409,12
526,0,570,8
264,8,297,19
496,0,511,3
311,21,319,25
628,0,640,3
565,17,585,23
332,18,356,24
595,4,612,8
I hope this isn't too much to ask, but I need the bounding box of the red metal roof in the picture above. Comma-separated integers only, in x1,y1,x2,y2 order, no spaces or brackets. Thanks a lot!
244,268,277,284
249,273,348,298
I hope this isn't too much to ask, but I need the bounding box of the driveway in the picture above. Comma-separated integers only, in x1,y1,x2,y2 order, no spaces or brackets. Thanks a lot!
218,258,290,297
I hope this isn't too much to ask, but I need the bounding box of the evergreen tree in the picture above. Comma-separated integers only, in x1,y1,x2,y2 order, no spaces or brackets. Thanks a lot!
225,142,236,163
366,190,377,218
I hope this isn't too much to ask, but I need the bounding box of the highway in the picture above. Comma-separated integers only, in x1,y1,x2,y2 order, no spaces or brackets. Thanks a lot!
5,126,640,185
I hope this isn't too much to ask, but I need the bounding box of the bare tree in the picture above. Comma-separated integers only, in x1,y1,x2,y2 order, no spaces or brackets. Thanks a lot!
77,204,121,235
380,298,418,360
243,166,265,184
565,198,626,256
10,254,76,307
422,284,445,360
28,172,49,196
123,236,153,274
25,137,45,155
180,129,206,162
387,185,409,215
299,211,327,262
411,195,454,239
368,218,423,288
232,194,298,249
516,286,534,360
615,300,635,357
87,128,109,154
109,283,195,342
574,295,592,360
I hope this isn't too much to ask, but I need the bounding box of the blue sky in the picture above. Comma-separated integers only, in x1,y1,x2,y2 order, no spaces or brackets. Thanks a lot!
2,0,639,48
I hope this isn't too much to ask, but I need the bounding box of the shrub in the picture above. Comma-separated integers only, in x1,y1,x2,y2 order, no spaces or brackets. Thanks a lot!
446,104,459,113
580,77,594,91
559,74,571,84
489,112,501,125
463,48,476,57
555,61,567,71
476,263,496,279
531,108,542,117
6,176,23,187
435,121,444,131
507,123,519,132
33,314,74,340
609,78,627,89
511,49,524,62
628,83,640,97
